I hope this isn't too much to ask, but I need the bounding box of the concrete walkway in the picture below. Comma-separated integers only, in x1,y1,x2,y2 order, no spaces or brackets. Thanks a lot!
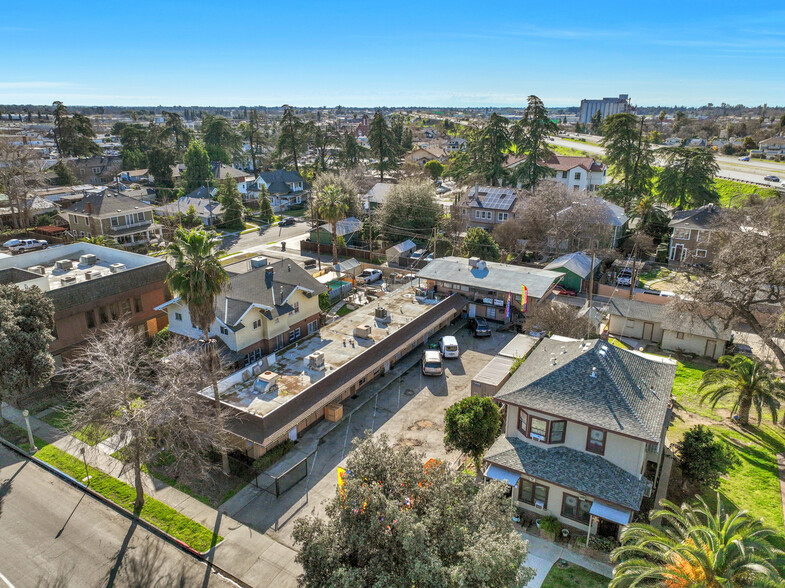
1,403,302,588
521,531,613,587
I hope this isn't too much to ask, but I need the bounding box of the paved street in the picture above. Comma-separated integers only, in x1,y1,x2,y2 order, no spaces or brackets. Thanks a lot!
0,445,238,588
220,218,311,255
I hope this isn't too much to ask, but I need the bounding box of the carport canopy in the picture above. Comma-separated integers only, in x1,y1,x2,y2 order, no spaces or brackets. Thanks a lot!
485,464,520,486
590,500,632,526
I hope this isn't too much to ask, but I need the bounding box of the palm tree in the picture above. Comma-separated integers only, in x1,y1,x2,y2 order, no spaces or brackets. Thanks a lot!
316,184,349,264
166,227,231,474
79,235,118,248
698,355,785,425
610,496,785,587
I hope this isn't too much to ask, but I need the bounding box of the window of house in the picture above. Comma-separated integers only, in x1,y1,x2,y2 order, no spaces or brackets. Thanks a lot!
219,326,229,335
561,494,592,524
308,320,318,334
586,428,606,455
291,301,300,314
574,172,581,180
529,417,548,441
498,212,508,222
136,212,145,223
110,217,119,227
695,249,707,258
120,299,132,315
550,420,566,444
85,310,96,329
253,318,262,329
517,409,529,435
133,296,142,313
676,331,685,339
174,312,183,321
561,171,568,179
289,327,301,342
518,479,548,507
69,214,77,225
486,307,496,319
673,228,691,240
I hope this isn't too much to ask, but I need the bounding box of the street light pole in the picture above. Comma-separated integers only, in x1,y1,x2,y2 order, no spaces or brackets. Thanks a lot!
22,409,37,453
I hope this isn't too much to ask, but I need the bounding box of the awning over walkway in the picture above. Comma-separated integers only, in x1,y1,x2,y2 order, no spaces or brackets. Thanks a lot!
590,500,632,526
485,464,520,486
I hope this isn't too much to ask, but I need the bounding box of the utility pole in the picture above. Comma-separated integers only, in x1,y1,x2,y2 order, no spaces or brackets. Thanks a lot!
312,200,321,271
628,242,637,300
588,252,595,307
369,204,374,264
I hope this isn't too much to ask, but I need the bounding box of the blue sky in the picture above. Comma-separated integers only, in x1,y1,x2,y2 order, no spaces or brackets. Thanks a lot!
2,1,783,107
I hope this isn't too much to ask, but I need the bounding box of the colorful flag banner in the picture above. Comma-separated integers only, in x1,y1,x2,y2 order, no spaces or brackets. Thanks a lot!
505,291,512,319
521,285,528,313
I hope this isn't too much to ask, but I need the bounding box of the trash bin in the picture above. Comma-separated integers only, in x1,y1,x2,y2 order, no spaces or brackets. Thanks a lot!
281,242,286,251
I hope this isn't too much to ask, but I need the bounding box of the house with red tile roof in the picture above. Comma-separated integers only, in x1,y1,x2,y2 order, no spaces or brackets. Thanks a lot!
506,154,607,192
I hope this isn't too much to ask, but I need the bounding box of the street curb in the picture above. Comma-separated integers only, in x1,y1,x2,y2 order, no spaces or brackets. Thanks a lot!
0,436,251,588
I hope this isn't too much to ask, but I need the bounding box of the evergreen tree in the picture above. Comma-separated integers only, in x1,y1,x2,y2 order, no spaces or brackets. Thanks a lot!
657,147,719,210
462,227,502,262
367,110,399,182
182,139,212,193
601,113,656,209
216,176,244,229
258,191,274,225
474,113,511,186
339,132,360,168
511,95,558,190
275,106,305,173
52,161,77,186
590,109,603,134
52,101,99,157
202,114,242,164
147,145,176,202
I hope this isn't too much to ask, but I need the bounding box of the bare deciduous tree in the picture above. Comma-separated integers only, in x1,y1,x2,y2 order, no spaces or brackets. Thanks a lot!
0,136,46,229
525,299,597,339
63,324,229,513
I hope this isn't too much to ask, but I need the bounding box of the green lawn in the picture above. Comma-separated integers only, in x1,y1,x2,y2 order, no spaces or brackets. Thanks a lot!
36,444,221,552
336,305,354,317
0,421,50,453
560,136,602,147
542,561,608,588
713,178,779,207
40,406,111,446
551,144,593,158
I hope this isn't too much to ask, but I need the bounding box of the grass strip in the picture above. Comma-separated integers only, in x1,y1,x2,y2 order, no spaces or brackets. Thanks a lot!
40,407,110,446
542,561,608,587
36,444,221,552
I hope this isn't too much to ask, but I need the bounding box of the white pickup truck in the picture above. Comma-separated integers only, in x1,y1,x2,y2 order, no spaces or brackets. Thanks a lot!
4,238,48,254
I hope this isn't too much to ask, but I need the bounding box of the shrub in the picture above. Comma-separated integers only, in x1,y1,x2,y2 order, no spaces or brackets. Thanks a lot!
253,439,294,472
539,515,561,535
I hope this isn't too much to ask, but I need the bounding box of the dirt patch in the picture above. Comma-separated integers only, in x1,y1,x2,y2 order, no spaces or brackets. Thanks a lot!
407,419,438,431
395,438,424,448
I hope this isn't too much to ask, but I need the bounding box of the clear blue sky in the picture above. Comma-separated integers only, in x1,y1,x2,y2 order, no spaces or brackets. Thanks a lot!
2,1,783,107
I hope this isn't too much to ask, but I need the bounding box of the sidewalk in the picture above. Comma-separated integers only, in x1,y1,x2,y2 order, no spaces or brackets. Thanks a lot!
521,531,613,587
1,403,301,588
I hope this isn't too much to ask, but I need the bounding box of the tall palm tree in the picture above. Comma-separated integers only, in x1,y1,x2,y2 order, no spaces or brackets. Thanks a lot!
610,496,785,587
699,355,785,426
166,227,231,474
316,184,349,264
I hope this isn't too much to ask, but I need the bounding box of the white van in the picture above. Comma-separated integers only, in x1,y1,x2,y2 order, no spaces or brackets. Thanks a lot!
422,350,443,376
439,336,460,358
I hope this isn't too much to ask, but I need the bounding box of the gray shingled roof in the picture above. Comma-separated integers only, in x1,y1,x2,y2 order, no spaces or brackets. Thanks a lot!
495,338,676,442
605,299,731,340
257,169,309,195
485,436,650,511
216,260,327,326
67,189,153,217
417,257,561,300
544,252,600,279
668,204,723,230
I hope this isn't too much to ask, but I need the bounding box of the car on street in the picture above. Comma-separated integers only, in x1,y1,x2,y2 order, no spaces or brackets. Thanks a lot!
356,269,382,284
738,156,750,161
553,285,577,296
467,317,492,337
3,238,22,248
278,217,295,226
422,350,443,376
436,185,450,194
616,268,634,287
764,175,780,182
6,238,48,253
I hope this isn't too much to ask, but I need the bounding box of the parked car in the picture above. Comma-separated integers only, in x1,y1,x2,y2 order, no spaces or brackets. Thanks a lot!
616,268,633,287
764,175,781,182
553,285,577,296
439,335,460,358
436,186,450,194
727,343,754,358
8,239,48,254
410,249,434,263
278,217,295,226
738,156,750,161
356,269,382,284
422,350,443,376
467,317,492,337
2,238,22,249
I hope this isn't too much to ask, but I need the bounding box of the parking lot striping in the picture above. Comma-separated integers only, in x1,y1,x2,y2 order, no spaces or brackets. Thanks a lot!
0,570,15,588
341,412,353,460
371,394,379,432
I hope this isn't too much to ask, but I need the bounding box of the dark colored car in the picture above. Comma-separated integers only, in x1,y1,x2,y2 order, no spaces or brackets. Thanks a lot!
278,217,295,226
553,285,577,296
467,317,492,337
727,343,754,358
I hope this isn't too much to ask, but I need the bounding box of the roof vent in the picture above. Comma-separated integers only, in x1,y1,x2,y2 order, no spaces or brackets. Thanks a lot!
551,354,557,366
561,345,567,354
590,367,598,378
250,256,268,268
84,270,102,280
287,264,291,272
468,257,481,268
109,263,126,273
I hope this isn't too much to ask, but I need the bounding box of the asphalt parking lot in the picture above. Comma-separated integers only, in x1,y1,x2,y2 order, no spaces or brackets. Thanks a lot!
227,321,516,546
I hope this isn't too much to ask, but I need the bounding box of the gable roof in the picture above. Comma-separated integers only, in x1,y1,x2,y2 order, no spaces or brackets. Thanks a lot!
505,154,605,172
465,186,518,211
211,163,252,181
558,197,627,227
495,338,676,442
605,298,732,340
317,217,362,237
544,251,600,279
668,203,723,230
155,195,223,220
67,189,153,217
366,182,395,204
257,170,308,195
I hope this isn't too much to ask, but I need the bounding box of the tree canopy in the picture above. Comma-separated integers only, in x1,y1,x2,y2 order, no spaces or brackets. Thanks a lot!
368,110,400,182
182,139,212,193
600,113,655,209
657,146,719,210
510,95,558,190
443,396,503,482
462,227,502,262
378,180,442,243
674,425,739,491
216,176,244,230
52,101,99,157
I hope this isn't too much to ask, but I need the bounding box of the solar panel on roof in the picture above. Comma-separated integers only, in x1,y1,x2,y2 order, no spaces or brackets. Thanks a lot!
481,187,515,210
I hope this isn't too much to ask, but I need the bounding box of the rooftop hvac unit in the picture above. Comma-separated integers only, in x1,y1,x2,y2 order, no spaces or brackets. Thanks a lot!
26,265,45,275
468,257,481,268
84,270,102,280
79,254,98,266
253,371,279,394
250,256,268,268
353,324,372,339
374,306,390,323
59,275,77,285
109,263,126,273
307,351,325,370
55,259,73,271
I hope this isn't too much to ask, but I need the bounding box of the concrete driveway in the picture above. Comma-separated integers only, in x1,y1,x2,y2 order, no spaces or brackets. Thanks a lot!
225,323,516,547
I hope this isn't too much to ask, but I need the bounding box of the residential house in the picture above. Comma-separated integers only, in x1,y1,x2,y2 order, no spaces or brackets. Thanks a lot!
667,203,723,266
158,259,327,367
0,243,169,362
211,163,255,196
445,137,467,153
68,155,122,185
458,186,520,230
549,197,628,251
250,169,310,212
62,189,162,246
544,251,601,293
416,256,562,324
507,154,607,192
364,182,395,210
486,337,676,540
753,136,785,158
0,194,58,227
310,217,362,247
385,240,417,266
405,146,448,166
119,169,151,183
154,190,224,227
605,298,731,360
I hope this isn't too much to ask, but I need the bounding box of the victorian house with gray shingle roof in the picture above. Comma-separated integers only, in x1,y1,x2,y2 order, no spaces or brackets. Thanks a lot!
484,337,676,540
246,169,310,212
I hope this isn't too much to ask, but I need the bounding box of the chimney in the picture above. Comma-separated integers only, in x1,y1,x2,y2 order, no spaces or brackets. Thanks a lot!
86,202,93,215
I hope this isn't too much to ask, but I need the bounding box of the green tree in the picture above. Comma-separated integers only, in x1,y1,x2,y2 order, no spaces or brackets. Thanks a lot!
240,109,261,173
444,396,503,482
181,205,202,228
52,101,99,157
462,227,502,262
590,109,603,135
182,139,212,193
400,127,413,151
52,160,77,186
0,285,55,420
657,147,719,210
316,185,350,263
216,176,244,230
601,113,656,209
79,235,118,247
658,109,667,131
698,355,785,426
378,180,442,243
423,159,444,180
367,110,399,182
160,111,192,153
202,114,242,164
312,171,361,218
339,132,360,168
610,496,785,587
674,425,739,491
511,95,558,190
275,106,305,174
292,434,534,588
122,148,147,170
165,228,231,474
475,113,512,186
147,144,176,201
258,191,274,225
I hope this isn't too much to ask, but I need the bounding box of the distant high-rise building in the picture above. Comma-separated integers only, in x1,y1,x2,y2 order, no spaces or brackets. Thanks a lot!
579,94,634,124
